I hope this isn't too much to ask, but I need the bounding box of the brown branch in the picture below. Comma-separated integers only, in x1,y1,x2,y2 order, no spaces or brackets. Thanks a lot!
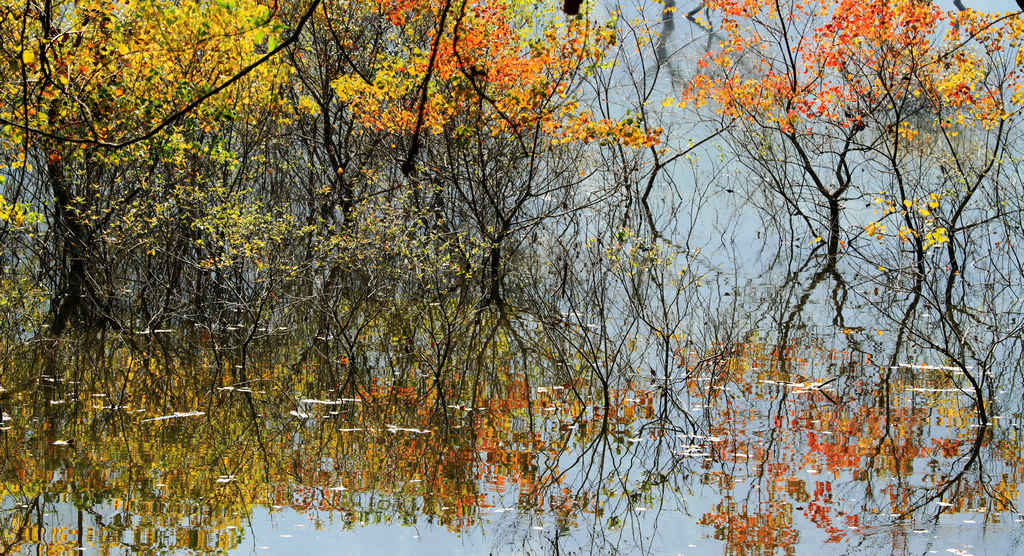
401,0,454,176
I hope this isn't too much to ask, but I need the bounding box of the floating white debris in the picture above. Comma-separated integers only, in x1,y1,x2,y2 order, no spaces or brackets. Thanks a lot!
328,485,347,492
300,398,362,405
898,363,969,371
627,437,642,443
51,440,70,446
676,434,723,442
215,475,236,483
141,411,205,423
289,411,310,419
300,399,338,405
0,412,10,423
936,502,954,507
386,425,431,434
338,428,363,432
913,529,929,534
673,448,710,458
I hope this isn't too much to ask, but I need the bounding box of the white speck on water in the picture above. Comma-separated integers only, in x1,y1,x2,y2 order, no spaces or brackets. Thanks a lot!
141,411,205,423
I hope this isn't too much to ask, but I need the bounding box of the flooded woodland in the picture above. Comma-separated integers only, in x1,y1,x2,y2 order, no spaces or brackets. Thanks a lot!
2,0,1024,553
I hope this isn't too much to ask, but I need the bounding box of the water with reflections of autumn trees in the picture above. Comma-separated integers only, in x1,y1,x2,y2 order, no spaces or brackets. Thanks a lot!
4,233,1024,555
4,178,1024,556
3,0,1024,554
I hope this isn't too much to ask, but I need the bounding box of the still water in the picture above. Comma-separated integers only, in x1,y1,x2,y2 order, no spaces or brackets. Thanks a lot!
1,284,1021,555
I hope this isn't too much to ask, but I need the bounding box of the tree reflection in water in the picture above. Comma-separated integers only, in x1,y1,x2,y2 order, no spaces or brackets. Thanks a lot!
0,258,1020,555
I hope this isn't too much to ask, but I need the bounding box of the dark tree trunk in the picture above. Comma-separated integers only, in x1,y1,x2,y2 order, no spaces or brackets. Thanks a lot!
48,148,90,336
